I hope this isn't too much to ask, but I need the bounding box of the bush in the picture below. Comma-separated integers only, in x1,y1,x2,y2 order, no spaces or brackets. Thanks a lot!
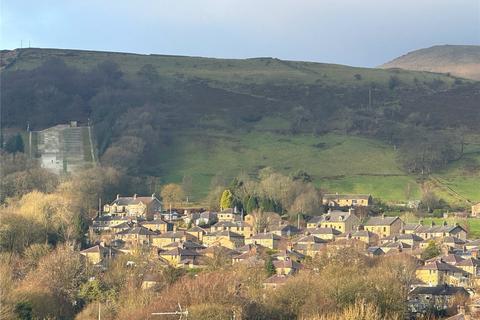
432,209,444,218
421,241,441,260
189,303,233,320
388,75,400,90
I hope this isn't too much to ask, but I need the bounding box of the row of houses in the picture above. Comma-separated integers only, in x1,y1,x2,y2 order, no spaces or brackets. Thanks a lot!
82,194,480,318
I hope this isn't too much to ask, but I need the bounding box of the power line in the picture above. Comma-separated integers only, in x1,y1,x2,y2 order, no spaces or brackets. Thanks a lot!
152,304,188,319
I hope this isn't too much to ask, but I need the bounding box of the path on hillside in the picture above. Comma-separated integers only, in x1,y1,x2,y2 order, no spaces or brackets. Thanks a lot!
87,125,96,165
430,175,472,204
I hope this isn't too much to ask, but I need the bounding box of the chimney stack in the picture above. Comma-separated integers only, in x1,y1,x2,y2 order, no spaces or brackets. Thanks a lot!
133,194,137,199
116,194,120,200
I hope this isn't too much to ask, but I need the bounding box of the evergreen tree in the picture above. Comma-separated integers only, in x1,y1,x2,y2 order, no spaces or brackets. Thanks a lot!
260,197,275,212
265,256,276,277
421,241,441,260
246,196,259,213
5,133,24,154
220,189,233,210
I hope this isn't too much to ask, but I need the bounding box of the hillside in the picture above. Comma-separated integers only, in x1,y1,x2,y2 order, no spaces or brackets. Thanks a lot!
381,45,480,80
1,48,479,205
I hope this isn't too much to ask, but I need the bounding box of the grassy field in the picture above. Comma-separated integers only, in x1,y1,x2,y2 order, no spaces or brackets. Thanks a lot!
153,128,422,202
153,127,479,205
431,137,480,205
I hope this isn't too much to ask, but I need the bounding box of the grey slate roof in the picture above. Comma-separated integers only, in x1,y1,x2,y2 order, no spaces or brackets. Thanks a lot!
365,216,401,226
308,227,342,235
323,194,371,200
410,285,468,296
250,233,282,240
116,226,157,236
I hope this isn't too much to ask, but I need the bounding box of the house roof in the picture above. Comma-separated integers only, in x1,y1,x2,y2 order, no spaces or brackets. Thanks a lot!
153,231,188,238
427,254,465,265
163,240,206,250
111,222,132,229
250,233,282,240
308,227,342,235
160,247,201,257
273,249,305,261
212,221,251,228
296,235,327,244
323,194,371,200
402,223,421,231
351,230,376,238
116,226,158,236
273,259,302,270
263,274,290,284
141,219,168,226
206,230,244,238
199,245,239,256
293,243,326,251
467,239,480,246
307,216,323,224
381,241,412,249
199,211,217,218
367,246,384,255
443,236,466,245
320,211,356,223
456,257,480,267
365,216,401,226
409,285,469,296
236,243,268,253
270,224,300,233
415,224,467,234
419,261,468,274
382,234,423,242
80,244,104,254
112,195,160,206
188,226,207,233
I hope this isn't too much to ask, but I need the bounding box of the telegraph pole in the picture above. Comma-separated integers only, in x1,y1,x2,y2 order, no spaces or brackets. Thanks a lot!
368,87,372,109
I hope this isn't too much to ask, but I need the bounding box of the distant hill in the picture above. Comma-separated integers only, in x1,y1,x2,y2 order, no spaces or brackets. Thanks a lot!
1,48,479,205
381,45,480,80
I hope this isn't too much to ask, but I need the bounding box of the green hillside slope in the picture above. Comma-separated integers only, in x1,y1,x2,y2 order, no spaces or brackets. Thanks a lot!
1,48,479,206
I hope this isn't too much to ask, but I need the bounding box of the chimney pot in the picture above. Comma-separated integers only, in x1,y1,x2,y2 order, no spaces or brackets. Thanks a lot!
133,194,137,199
116,194,120,200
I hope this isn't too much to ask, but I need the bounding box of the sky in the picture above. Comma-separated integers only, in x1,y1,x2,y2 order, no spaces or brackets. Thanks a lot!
1,0,479,67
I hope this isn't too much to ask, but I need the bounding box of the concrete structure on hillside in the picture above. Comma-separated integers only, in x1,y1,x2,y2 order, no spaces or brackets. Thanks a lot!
31,121,95,174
